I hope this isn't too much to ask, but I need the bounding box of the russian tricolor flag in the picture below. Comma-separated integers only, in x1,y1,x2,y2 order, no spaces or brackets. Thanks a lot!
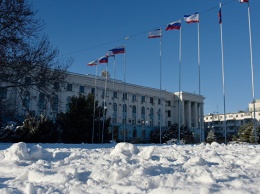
166,20,181,31
87,60,98,66
148,29,162,38
99,56,108,64
106,50,115,57
239,0,248,3
184,12,199,23
110,46,125,54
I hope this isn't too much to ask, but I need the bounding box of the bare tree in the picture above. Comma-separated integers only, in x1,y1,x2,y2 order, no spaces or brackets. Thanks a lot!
0,0,71,107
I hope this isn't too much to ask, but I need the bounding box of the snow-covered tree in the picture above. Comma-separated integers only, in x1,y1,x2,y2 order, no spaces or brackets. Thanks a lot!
206,129,216,143
238,122,260,144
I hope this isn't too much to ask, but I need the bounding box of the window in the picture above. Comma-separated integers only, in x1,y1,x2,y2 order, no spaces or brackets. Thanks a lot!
141,106,145,114
67,83,72,91
150,97,154,104
122,118,126,124
141,106,145,120
112,118,117,123
0,88,7,99
150,108,153,115
25,77,31,85
38,93,45,110
167,100,171,106
113,103,117,112
102,90,105,98
132,105,136,113
54,82,59,90
132,94,136,102
52,95,59,112
123,104,127,113
150,108,154,119
168,121,171,127
66,97,71,112
141,96,145,103
22,91,30,110
133,129,137,138
91,88,95,95
113,91,118,98
102,101,107,108
123,93,127,100
79,86,85,93
150,120,153,126
142,130,146,139
158,98,161,105
167,110,171,117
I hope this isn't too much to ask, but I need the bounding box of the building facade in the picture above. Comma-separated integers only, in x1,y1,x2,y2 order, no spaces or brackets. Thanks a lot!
204,100,260,139
1,72,205,142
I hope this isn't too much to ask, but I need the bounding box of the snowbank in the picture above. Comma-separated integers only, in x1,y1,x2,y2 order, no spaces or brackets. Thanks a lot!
0,142,259,194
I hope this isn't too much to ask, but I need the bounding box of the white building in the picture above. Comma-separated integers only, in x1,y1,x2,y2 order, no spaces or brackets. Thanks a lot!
204,100,260,139
1,71,205,142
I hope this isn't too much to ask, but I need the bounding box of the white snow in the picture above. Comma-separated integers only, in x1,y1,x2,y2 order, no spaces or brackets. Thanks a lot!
0,142,259,194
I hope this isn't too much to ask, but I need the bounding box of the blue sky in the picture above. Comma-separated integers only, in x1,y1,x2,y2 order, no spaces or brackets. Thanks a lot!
31,0,259,115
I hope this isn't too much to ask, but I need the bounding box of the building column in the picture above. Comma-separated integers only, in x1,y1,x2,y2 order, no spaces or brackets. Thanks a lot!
181,100,185,126
186,101,191,128
192,102,198,128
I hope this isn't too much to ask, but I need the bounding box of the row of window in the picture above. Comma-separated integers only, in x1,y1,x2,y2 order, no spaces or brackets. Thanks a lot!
113,103,171,115
66,83,167,105
205,112,260,120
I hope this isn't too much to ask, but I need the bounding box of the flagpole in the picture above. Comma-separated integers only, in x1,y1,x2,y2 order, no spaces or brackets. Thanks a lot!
178,23,182,144
159,29,162,144
92,64,98,143
102,62,108,143
123,45,126,142
247,1,256,143
112,55,115,143
219,3,227,144
197,19,202,143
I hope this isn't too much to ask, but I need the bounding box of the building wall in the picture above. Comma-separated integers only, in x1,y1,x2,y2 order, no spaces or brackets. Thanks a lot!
204,101,260,138
3,72,205,142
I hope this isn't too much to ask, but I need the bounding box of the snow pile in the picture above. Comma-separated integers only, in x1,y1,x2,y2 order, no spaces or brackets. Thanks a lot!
3,142,45,161
4,142,31,161
110,142,140,158
0,142,259,194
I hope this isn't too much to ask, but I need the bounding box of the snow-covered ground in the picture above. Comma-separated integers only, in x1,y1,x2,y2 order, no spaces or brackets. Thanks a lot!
0,142,259,194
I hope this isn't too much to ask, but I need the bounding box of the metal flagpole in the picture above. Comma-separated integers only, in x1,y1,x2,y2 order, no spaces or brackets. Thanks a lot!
92,64,98,143
247,1,256,143
197,19,202,143
123,46,126,142
178,23,182,144
219,3,227,144
102,62,108,143
112,55,115,143
159,29,162,144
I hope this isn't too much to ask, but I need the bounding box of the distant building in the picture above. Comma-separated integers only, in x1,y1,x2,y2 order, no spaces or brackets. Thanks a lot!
204,100,260,139
1,71,205,142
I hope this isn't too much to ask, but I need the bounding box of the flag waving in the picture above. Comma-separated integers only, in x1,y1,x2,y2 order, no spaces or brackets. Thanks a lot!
99,56,108,64
87,60,98,66
239,0,248,3
109,46,125,54
218,8,222,24
106,50,115,57
166,20,181,31
148,29,162,38
184,12,199,23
